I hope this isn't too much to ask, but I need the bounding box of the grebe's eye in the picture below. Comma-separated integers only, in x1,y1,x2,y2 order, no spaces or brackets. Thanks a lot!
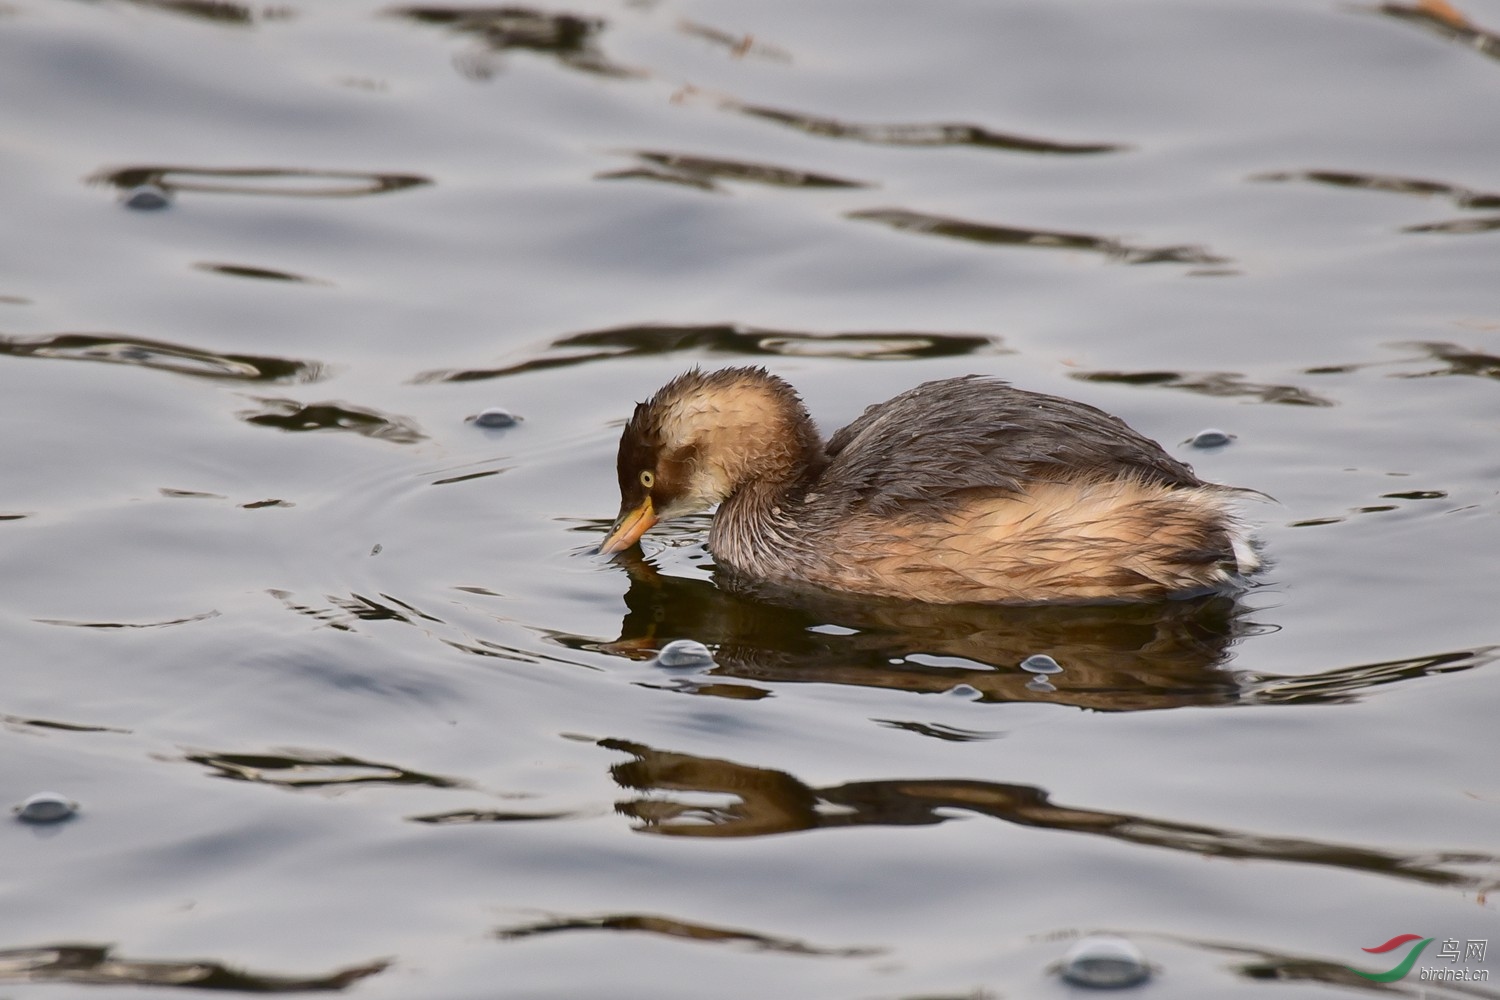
639,470,655,489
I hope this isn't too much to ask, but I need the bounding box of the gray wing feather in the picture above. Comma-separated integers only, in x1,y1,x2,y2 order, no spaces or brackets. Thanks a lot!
820,376,1202,517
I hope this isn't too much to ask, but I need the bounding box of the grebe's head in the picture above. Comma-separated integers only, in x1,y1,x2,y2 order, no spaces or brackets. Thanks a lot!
599,367,819,554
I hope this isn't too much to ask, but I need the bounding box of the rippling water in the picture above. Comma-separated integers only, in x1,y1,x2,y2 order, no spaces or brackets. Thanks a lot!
3,0,1498,996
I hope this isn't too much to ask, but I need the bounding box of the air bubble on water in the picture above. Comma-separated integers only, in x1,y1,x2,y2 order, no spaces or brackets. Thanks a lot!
13,792,79,824
653,639,716,668
1186,428,1235,448
1019,654,1062,675
122,184,172,210
472,407,521,428
1058,935,1151,988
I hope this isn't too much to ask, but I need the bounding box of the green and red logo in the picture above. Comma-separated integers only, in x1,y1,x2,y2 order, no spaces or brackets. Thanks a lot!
1348,934,1434,982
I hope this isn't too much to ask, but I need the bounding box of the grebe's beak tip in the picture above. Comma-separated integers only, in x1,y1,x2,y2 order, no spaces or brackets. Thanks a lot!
599,498,656,556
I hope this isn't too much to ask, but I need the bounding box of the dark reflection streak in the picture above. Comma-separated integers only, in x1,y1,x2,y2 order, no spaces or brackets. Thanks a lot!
431,468,506,485
596,167,722,192
1240,646,1498,706
412,323,1003,383
1305,340,1500,380
605,150,869,189
1405,213,1500,234
0,945,388,992
1370,0,1500,62
185,750,465,790
195,262,321,284
386,4,639,78
0,332,324,384
875,720,1004,742
1,713,129,735
1073,369,1334,406
728,102,1125,154
239,399,425,443
496,913,883,957
119,0,257,26
1394,341,1500,379
597,739,1500,891
1254,169,1500,210
34,611,220,630
637,151,862,187
1154,932,1500,998
848,208,1228,266
409,808,575,824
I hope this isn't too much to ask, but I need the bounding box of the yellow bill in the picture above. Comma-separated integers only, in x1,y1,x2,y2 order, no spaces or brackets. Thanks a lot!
599,497,656,555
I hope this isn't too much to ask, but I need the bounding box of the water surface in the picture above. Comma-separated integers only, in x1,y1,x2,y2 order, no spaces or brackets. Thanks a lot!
3,0,1499,996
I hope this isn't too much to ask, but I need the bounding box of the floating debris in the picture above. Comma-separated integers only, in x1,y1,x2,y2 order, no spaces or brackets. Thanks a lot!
653,639,716,668
121,184,171,210
1059,935,1151,988
472,407,522,428
13,792,79,824
1019,654,1063,675
1187,428,1236,448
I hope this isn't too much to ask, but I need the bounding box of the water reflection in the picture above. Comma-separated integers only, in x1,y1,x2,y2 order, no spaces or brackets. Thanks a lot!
1072,368,1334,406
195,262,325,284
414,323,1003,382
568,556,1497,711
597,739,1500,891
115,0,289,27
718,99,1125,154
559,554,1254,711
0,713,128,735
1305,340,1500,381
1239,645,1498,705
35,611,221,630
389,4,639,79
1255,167,1500,233
0,944,387,992
184,749,466,791
1369,0,1500,62
409,807,577,824
239,399,425,443
0,332,325,383
1154,932,1497,998
597,150,870,192
847,208,1228,266
1255,168,1500,210
676,20,793,63
497,912,882,957
89,166,429,199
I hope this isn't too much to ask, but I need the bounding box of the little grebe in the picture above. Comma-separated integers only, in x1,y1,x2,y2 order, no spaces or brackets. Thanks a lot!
600,367,1260,604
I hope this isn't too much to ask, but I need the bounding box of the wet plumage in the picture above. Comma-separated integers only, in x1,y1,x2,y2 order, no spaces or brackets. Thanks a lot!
601,367,1260,605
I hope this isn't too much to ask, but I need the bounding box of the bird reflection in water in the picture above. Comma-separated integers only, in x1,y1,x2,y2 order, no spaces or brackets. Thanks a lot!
596,738,1498,892
569,548,1258,712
